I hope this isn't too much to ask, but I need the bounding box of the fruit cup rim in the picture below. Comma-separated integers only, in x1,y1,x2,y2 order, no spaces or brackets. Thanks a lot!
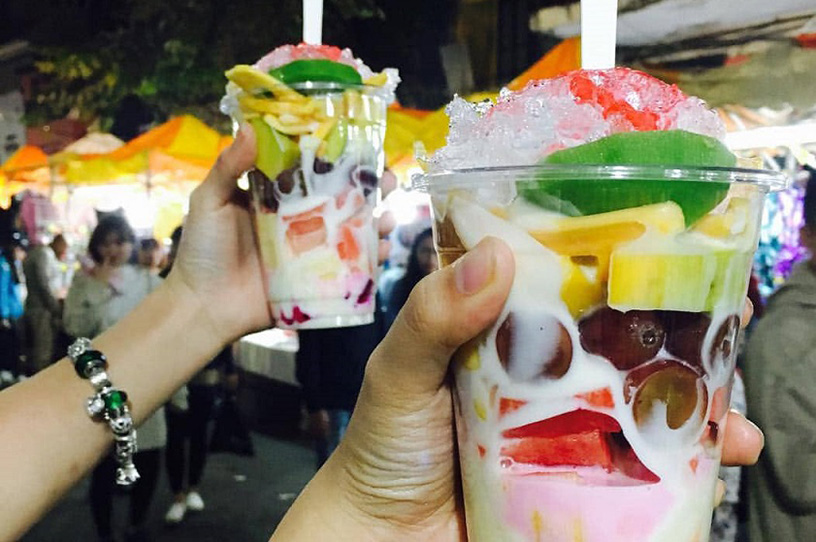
412,164,790,192
286,81,390,98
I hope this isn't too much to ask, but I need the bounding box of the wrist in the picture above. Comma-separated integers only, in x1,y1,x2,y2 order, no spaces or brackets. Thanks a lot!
162,272,231,349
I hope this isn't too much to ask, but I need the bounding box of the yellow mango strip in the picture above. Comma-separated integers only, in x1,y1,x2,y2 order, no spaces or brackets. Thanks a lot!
263,114,316,136
313,119,337,142
553,202,685,234
530,222,646,257
225,65,307,103
238,94,316,116
363,72,388,86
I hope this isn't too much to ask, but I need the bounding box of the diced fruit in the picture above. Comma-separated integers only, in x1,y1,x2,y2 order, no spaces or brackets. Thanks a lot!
690,197,751,238
662,312,712,371
250,118,300,180
522,131,734,226
496,311,572,381
474,399,487,421
499,397,528,417
709,315,740,368
502,409,659,482
336,225,361,262
502,409,622,439
625,360,706,430
608,236,750,312
578,307,665,370
529,202,685,283
607,432,661,483
318,120,348,162
502,430,613,468
454,337,481,371
269,59,363,86
283,204,328,255
575,387,615,408
543,202,686,236
532,221,645,257
560,259,605,317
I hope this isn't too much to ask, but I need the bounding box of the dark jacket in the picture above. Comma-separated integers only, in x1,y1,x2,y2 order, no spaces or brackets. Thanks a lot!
295,307,384,413
744,263,816,542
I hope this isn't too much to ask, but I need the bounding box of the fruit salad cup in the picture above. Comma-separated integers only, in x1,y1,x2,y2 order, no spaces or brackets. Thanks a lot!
418,164,785,542
223,53,393,329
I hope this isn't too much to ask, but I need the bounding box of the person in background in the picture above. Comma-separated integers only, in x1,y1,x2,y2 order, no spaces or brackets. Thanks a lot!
63,216,164,542
383,227,438,330
162,226,238,525
296,317,382,468
0,241,24,377
743,173,816,542
138,238,165,276
22,233,65,374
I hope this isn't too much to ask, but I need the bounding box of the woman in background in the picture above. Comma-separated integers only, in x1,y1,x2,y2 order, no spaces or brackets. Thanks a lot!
64,215,165,542
383,227,438,330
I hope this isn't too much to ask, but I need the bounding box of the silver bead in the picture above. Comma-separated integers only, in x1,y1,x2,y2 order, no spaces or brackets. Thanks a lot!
89,371,111,391
109,414,133,435
68,338,92,360
116,462,140,486
86,395,106,417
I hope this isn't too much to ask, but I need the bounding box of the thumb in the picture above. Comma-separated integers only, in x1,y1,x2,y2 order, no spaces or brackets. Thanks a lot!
367,237,515,399
193,122,257,208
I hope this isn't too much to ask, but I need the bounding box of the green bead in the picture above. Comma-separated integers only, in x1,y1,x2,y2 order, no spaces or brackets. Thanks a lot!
104,390,128,411
74,350,107,379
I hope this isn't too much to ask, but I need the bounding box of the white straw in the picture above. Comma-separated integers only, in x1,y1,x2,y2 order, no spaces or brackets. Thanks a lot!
580,0,618,69
303,0,324,45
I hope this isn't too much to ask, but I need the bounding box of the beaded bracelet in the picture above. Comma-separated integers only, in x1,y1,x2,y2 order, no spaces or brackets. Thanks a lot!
68,338,140,486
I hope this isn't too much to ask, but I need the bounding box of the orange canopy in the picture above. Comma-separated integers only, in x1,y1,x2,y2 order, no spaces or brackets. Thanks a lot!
507,37,581,91
64,115,233,184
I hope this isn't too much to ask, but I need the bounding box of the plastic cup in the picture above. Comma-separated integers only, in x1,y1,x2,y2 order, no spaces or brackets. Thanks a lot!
244,83,387,329
416,165,786,542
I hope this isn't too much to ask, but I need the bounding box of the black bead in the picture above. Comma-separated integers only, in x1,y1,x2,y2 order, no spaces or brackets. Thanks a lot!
74,350,108,379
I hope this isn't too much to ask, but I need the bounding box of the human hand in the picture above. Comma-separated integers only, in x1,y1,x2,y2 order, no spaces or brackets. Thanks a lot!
163,125,268,345
273,237,764,541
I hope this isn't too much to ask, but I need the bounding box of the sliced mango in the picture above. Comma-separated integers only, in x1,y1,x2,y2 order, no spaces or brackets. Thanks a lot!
225,65,307,103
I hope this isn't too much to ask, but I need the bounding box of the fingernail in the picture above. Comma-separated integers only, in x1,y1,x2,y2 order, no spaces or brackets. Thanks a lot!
455,240,496,295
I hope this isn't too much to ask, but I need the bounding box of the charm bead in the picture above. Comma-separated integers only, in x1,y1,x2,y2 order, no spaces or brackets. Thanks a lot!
74,350,107,379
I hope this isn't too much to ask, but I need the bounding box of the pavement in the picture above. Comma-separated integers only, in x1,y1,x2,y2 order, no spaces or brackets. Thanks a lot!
21,433,317,542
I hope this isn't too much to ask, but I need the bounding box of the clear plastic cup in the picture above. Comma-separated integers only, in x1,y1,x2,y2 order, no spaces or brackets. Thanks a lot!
245,83,387,329
416,165,786,542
